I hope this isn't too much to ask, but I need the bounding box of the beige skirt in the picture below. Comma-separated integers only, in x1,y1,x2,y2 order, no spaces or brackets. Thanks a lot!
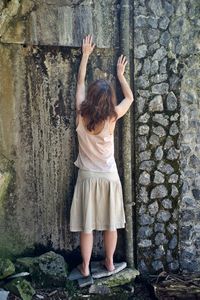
70,169,126,233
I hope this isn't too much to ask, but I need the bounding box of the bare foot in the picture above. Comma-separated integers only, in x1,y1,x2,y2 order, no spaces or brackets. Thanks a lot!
77,264,90,277
104,258,115,272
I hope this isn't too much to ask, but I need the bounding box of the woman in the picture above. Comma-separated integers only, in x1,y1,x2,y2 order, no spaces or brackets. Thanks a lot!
70,35,134,277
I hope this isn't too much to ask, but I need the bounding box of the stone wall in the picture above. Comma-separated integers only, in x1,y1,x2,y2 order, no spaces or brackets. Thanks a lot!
134,0,200,273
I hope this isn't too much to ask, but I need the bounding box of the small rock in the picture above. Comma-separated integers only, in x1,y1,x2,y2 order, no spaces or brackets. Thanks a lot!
149,42,160,54
169,174,179,183
152,83,169,94
164,1,174,17
149,134,160,147
151,60,159,74
4,278,35,300
139,150,151,162
151,74,168,83
157,211,171,222
135,15,147,27
167,223,177,234
169,122,179,135
149,95,163,111
154,223,165,233
157,161,174,174
160,57,168,73
137,136,148,151
167,250,173,263
147,16,158,28
168,260,179,271
139,205,147,215
89,284,111,295
148,0,163,17
139,160,155,172
17,251,68,288
153,126,166,137
152,46,167,61
151,185,168,199
147,28,160,43
192,189,200,200
136,75,150,88
138,226,153,238
139,171,150,185
135,44,147,58
171,185,179,198
35,294,44,299
155,146,164,160
138,112,150,123
139,187,149,203
152,260,164,271
0,289,9,300
154,246,165,259
167,146,180,160
138,125,149,135
143,58,151,75
153,113,169,126
139,214,154,226
136,96,146,114
148,201,159,215
159,16,170,30
164,136,174,149
170,113,179,121
169,236,178,249
155,233,168,245
0,258,15,280
162,198,172,209
154,170,165,183
166,91,178,111
138,239,152,247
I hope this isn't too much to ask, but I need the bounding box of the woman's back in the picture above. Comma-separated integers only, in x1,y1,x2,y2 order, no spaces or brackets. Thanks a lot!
74,115,117,172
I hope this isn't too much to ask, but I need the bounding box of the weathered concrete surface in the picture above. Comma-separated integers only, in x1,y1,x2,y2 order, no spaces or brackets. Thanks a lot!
0,0,119,48
0,40,123,258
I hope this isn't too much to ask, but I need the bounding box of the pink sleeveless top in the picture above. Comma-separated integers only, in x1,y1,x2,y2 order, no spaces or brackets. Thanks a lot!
74,116,117,172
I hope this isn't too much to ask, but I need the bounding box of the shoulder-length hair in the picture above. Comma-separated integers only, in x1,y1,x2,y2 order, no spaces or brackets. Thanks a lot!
79,79,118,131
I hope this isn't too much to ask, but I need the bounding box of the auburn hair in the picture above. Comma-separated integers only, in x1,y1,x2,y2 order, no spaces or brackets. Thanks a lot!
79,79,118,131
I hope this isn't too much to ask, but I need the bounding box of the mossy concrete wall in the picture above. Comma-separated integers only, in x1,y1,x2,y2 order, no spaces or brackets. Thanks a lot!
0,0,125,259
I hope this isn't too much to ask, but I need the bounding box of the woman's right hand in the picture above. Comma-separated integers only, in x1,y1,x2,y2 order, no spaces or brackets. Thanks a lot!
82,35,95,56
117,55,128,77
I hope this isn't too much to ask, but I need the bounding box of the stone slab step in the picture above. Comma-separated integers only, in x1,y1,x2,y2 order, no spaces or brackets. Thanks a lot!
91,261,127,279
78,276,94,288
94,268,140,287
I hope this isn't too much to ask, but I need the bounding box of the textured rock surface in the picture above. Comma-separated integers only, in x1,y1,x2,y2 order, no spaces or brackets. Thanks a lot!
16,251,68,288
0,258,15,280
135,0,200,274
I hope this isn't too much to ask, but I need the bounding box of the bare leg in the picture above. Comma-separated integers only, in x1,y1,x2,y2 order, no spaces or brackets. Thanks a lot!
103,230,117,271
79,232,93,276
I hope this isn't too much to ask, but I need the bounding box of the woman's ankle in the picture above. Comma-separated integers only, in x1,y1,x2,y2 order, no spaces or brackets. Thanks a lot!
104,257,114,271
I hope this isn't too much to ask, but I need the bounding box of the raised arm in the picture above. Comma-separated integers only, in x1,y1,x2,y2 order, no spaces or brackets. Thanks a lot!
76,35,95,111
115,55,134,119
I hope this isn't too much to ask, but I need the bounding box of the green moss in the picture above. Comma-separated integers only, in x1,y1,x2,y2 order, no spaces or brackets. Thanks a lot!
4,278,35,300
0,258,15,280
95,268,139,288
65,279,77,297
0,172,12,213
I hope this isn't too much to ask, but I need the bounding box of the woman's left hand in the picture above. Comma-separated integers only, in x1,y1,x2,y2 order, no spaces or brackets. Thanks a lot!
82,35,95,56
